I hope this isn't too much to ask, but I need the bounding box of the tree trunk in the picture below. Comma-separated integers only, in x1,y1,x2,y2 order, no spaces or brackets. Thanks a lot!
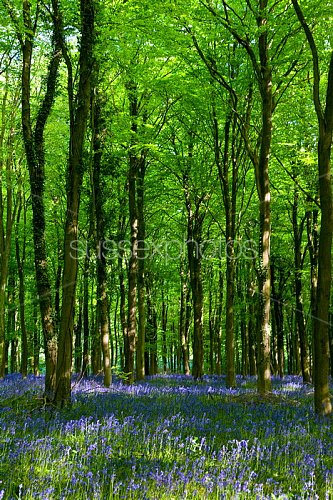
15,199,28,378
0,86,17,377
162,291,168,373
124,82,142,384
314,137,333,414
179,260,190,375
93,89,111,388
80,253,90,378
146,278,158,375
17,0,61,397
183,143,205,379
208,282,214,374
8,275,17,373
33,303,39,375
214,269,223,376
292,192,311,382
55,0,95,406
136,159,146,380
188,238,204,380
126,150,138,383
74,295,83,373
255,6,273,394
271,263,285,379
292,0,333,415
306,208,318,380
117,188,128,372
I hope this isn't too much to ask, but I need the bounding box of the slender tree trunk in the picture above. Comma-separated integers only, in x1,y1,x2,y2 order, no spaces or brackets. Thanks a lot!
292,192,311,382
117,190,128,372
208,282,214,374
179,260,190,375
124,83,141,384
271,263,285,379
74,295,83,373
55,0,95,406
292,0,333,414
0,89,17,377
247,268,257,376
8,275,17,373
306,208,318,380
255,6,273,394
126,152,138,383
183,163,205,379
33,303,39,375
15,199,28,377
136,159,146,380
92,89,111,388
215,270,223,376
162,290,168,373
188,241,204,380
146,279,158,375
17,0,62,397
81,253,90,378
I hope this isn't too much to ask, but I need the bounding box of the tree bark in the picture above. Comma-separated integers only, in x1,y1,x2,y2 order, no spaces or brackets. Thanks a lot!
213,107,237,387
55,0,95,406
292,0,333,415
16,0,61,397
161,290,168,373
179,260,190,375
92,89,111,388
0,88,16,377
117,202,128,372
136,157,146,380
255,3,273,394
15,197,28,377
292,191,311,383
271,262,285,379
74,293,83,373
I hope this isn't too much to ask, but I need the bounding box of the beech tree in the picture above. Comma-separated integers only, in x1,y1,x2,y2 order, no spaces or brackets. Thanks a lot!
2,0,61,397
292,0,333,415
54,0,95,406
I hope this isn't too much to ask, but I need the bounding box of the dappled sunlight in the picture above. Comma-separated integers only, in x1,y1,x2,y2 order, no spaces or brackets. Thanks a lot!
0,374,333,498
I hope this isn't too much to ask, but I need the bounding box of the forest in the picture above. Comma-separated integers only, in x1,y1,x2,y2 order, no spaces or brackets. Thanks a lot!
0,0,333,497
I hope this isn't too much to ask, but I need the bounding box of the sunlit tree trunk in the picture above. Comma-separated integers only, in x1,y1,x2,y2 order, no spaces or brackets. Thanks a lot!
254,3,273,394
123,83,140,383
292,0,333,415
15,0,61,397
0,88,17,377
55,0,95,406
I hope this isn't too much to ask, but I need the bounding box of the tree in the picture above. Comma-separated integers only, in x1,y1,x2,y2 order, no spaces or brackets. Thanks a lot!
0,71,19,377
92,86,112,388
292,0,333,415
2,0,60,396
55,0,95,406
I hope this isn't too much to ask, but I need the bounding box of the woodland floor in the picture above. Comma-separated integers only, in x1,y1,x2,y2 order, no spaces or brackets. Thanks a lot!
0,373,332,499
